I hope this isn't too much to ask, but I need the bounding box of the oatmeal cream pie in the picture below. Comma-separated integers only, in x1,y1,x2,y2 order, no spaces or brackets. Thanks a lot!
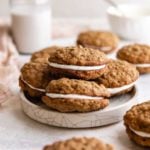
117,44,150,74
97,60,139,96
43,137,114,150
124,101,150,147
48,46,109,80
31,46,59,62
19,60,52,98
42,78,110,112
77,30,119,54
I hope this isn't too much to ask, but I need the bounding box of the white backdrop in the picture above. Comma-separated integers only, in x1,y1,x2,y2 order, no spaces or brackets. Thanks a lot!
0,0,150,18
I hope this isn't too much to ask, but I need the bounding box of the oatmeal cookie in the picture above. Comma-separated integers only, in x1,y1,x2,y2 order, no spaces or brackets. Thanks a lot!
31,46,59,62
48,46,109,80
117,44,150,74
19,60,52,98
77,30,119,54
42,78,110,112
43,137,114,150
124,101,150,147
97,60,139,96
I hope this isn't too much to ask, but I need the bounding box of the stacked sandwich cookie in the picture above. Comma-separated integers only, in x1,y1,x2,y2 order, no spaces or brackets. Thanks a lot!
19,46,138,113
19,60,51,98
19,46,111,112
19,46,59,101
42,78,110,112
124,101,150,147
48,46,109,80
43,46,111,112
97,60,139,96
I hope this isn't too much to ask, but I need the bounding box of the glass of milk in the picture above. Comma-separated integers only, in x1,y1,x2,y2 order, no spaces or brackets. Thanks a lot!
10,0,51,54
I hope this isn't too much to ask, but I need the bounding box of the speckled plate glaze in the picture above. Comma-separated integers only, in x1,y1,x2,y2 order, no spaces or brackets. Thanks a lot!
20,86,138,128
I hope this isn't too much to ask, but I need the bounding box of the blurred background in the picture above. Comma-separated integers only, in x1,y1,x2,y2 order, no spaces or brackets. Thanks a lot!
0,0,150,18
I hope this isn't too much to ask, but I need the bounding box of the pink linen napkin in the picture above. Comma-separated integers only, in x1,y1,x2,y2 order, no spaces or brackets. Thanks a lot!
0,20,19,105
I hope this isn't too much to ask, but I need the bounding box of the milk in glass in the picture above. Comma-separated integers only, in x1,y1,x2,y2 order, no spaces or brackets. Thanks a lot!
11,0,51,53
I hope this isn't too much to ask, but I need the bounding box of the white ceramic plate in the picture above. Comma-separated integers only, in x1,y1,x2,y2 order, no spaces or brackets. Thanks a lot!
20,86,137,128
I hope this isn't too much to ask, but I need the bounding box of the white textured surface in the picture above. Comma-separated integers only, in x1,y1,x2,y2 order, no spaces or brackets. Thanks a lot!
0,38,150,150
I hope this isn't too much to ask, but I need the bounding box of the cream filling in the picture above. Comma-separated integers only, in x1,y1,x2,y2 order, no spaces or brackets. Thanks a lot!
99,47,112,52
135,63,150,68
46,93,103,100
21,76,45,92
107,81,135,95
130,127,150,138
49,62,106,71
84,44,112,52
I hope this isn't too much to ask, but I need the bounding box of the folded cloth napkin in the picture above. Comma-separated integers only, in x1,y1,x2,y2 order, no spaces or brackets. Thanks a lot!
0,20,19,105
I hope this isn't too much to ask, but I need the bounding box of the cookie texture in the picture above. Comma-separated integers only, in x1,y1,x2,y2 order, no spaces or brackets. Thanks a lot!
42,78,110,112
43,137,114,150
19,78,42,98
49,66,107,80
117,44,150,64
117,44,150,74
77,31,119,53
136,67,150,74
124,101,150,133
42,97,109,113
126,127,150,147
97,60,139,88
124,101,150,147
48,46,109,80
31,46,59,62
49,46,108,65
46,78,110,97
20,61,51,97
